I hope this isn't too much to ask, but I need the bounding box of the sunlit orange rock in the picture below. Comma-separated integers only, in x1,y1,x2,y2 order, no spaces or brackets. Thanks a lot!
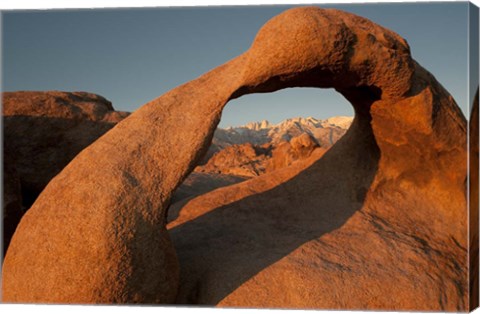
196,143,269,176
197,133,326,177
266,133,322,172
2,7,469,309
2,91,130,256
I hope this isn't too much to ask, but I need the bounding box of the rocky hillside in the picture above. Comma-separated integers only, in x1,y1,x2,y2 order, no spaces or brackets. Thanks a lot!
196,116,352,177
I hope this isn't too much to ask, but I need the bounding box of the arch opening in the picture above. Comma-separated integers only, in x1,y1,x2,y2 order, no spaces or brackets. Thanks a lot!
167,82,381,305
169,86,366,216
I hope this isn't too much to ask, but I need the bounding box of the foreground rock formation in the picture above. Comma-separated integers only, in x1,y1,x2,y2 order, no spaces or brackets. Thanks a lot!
2,91,129,254
2,7,469,310
3,91,130,208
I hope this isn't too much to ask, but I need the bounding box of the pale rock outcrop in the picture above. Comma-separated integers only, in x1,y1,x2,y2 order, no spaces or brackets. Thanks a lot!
196,143,269,177
2,7,469,311
198,130,330,177
266,133,322,172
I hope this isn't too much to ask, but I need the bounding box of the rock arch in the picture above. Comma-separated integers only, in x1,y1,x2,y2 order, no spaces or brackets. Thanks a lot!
2,7,467,309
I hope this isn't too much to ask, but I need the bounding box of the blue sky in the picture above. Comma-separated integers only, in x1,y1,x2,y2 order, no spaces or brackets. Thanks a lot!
1,2,474,127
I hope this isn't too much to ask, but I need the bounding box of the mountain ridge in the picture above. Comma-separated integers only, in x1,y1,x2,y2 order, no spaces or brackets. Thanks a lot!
195,115,352,178
225,115,353,131
204,115,353,164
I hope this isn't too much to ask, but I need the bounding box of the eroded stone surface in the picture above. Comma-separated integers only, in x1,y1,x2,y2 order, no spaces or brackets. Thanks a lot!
196,143,269,176
3,91,130,208
266,133,321,172
197,133,324,177
2,7,468,310
2,91,130,256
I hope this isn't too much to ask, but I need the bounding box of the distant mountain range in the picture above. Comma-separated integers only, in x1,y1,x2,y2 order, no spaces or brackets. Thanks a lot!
195,116,354,177
205,116,353,161
237,116,353,131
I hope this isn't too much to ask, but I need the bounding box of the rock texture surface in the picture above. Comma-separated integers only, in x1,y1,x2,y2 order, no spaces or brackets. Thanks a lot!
197,143,269,176
168,172,247,223
266,133,322,172
2,7,468,310
2,91,130,256
3,91,129,208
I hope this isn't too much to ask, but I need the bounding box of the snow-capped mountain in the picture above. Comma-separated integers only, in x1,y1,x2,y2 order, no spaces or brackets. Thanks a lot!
322,116,355,129
196,116,353,176
215,115,353,147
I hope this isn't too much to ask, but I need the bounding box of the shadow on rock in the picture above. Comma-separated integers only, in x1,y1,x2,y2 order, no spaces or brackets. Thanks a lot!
169,113,379,305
